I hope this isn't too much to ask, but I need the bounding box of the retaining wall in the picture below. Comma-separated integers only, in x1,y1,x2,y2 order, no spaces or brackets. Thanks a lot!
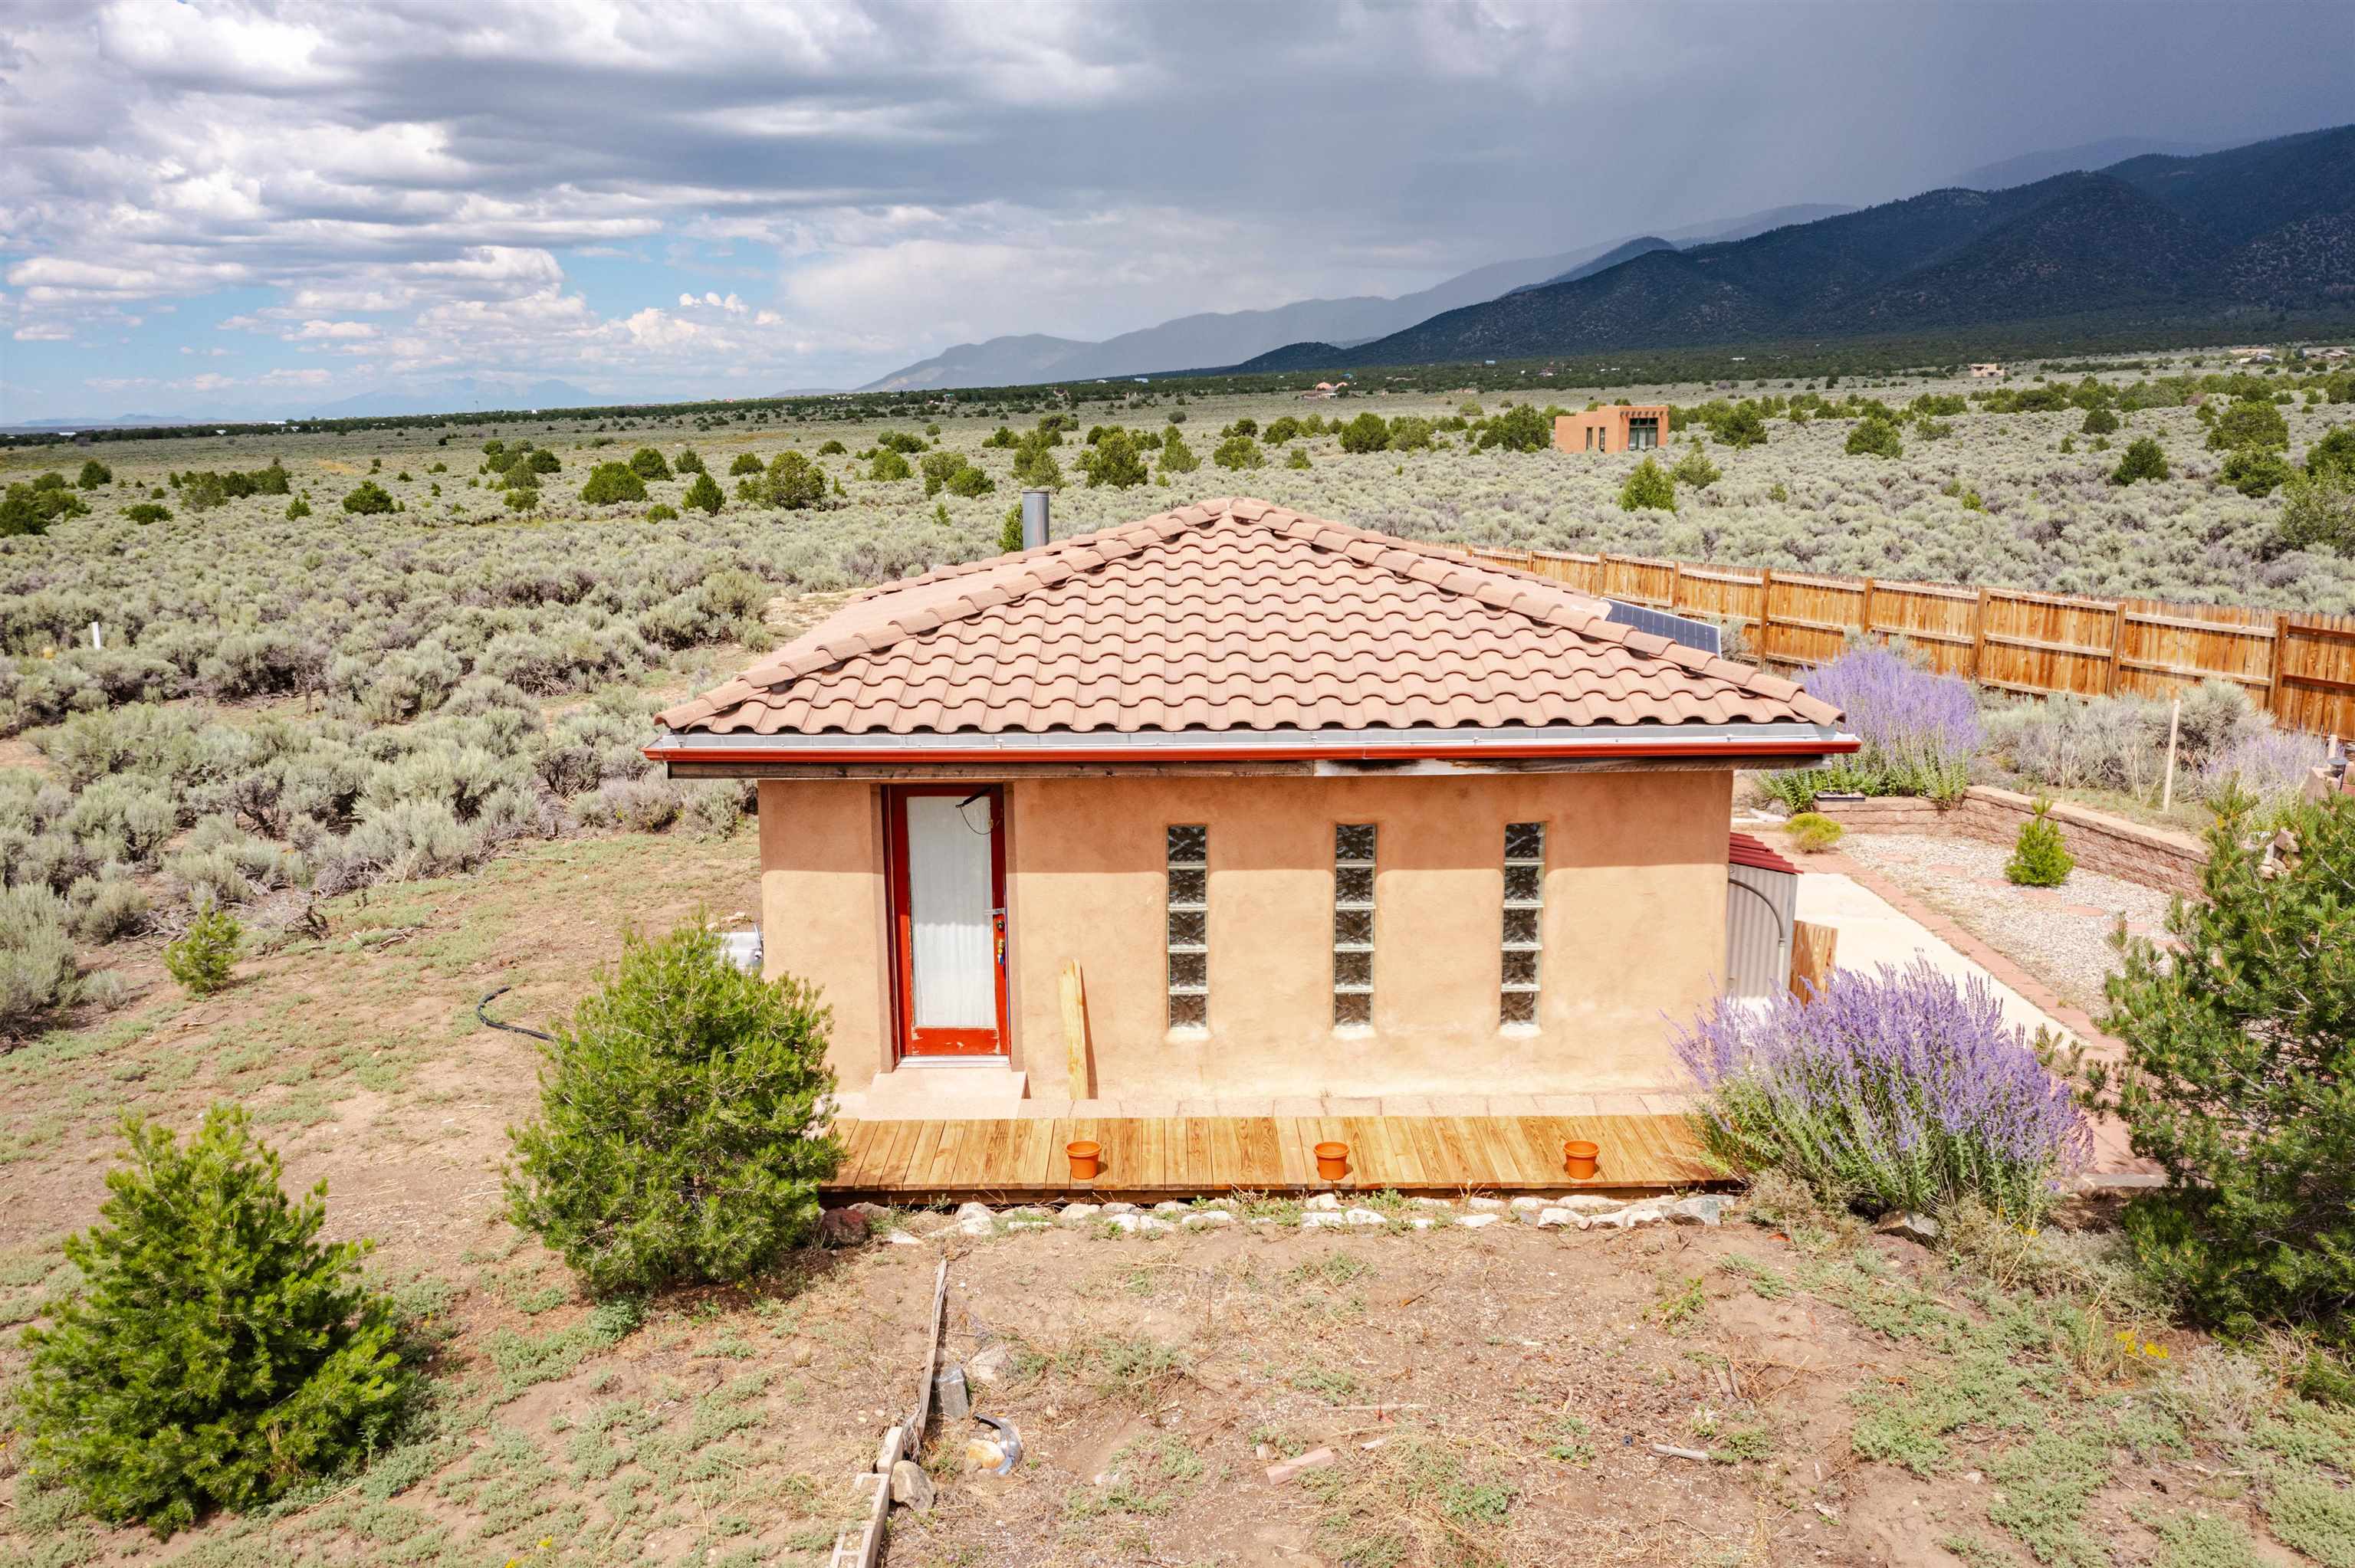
1808,786,2208,897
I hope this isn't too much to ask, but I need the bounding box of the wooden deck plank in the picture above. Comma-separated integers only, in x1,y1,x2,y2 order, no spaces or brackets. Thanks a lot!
822,1112,1719,1199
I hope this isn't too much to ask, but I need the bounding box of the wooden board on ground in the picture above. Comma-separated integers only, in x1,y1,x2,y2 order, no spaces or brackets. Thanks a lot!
826,1113,1718,1202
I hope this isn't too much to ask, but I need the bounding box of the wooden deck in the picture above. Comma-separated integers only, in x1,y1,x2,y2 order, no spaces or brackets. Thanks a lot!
824,1113,1716,1202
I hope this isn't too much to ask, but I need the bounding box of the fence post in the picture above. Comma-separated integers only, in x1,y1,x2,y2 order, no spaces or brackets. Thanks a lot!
1598,551,1614,599
1860,576,1877,641
1756,568,1776,663
2268,611,2290,725
2105,599,2127,697
1972,586,1992,681
1670,559,1684,614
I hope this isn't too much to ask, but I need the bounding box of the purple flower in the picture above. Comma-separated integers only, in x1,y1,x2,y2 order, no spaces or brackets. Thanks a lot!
1801,646,1981,801
1672,960,2090,1216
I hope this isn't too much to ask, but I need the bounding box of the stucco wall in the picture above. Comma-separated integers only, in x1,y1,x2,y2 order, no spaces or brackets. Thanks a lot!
757,770,1733,1100
755,779,894,1084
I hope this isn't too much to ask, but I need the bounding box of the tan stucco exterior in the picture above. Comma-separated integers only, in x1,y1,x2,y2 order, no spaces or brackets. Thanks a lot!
756,770,1733,1100
1553,405,1670,454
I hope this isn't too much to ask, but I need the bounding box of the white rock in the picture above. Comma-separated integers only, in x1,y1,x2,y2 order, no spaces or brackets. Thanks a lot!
1006,1219,1050,1231
1138,1215,1176,1234
1344,1207,1387,1227
1106,1213,1144,1232
1152,1200,1187,1215
1100,1201,1138,1215
1457,1212,1501,1228
954,1201,994,1223
1670,1196,1726,1228
1059,1202,1102,1225
1408,1216,1435,1229
1535,1207,1575,1228
1181,1209,1233,1228
957,1215,995,1238
1557,1196,1623,1214
1306,1192,1342,1211
967,1343,1013,1383
1302,1212,1348,1228
886,1229,921,1246
1466,1196,1506,1212
1410,1197,1456,1210
1508,1196,1549,1214
891,1458,934,1510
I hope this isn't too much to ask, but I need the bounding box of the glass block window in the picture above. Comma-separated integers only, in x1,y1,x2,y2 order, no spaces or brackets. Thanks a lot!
1333,823,1378,1028
1166,825,1208,1030
1501,822,1545,1026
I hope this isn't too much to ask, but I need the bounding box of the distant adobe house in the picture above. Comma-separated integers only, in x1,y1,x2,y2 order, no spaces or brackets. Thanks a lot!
1552,405,1669,454
1969,362,2008,378
649,498,1854,1106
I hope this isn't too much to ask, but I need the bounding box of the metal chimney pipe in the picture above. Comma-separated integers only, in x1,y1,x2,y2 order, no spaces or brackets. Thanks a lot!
1020,488,1051,550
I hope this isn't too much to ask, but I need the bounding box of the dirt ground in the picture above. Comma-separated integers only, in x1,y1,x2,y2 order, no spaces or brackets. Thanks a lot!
2,830,2348,1568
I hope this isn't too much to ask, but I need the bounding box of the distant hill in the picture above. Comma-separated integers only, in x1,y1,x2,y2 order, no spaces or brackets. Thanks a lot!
1507,236,1677,294
852,205,1857,392
1230,124,2355,374
302,379,600,418
1951,136,2219,192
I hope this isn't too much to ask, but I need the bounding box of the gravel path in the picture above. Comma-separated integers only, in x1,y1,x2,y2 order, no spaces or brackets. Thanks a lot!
1836,832,2176,1014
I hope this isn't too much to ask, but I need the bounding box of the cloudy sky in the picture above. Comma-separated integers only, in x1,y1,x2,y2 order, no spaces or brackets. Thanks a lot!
2,0,2347,421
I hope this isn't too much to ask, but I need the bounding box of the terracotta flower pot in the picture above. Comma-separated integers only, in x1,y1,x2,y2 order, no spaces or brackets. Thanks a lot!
1563,1140,1601,1181
1313,1140,1350,1181
1066,1140,1102,1181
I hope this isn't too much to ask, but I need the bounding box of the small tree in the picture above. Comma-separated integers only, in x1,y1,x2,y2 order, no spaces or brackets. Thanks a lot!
756,450,826,510
1716,404,1768,448
17,1106,410,1535
1011,435,1063,488
505,920,842,1296
2005,799,2075,887
1618,456,1677,512
626,446,673,481
1670,447,1720,490
2272,469,2355,556
580,462,649,505
2101,795,2355,1337
999,504,1024,553
683,471,724,515
673,448,705,474
1338,412,1390,453
2222,447,2293,498
76,458,113,489
1157,429,1200,475
2081,406,2120,435
868,446,912,483
1473,404,1549,452
728,452,764,476
2206,399,2289,453
1080,428,1149,489
163,906,242,996
1844,417,1903,459
340,481,394,515
2110,436,2170,485
1212,434,1266,471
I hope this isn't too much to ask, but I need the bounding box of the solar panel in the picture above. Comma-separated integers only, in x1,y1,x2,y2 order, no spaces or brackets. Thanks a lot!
1604,599,1723,657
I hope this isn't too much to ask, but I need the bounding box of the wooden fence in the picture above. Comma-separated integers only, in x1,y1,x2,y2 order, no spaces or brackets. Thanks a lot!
1461,546,2355,740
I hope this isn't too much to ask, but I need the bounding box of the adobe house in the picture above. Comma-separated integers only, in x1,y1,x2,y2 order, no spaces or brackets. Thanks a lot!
1552,405,1670,454
649,497,1854,1109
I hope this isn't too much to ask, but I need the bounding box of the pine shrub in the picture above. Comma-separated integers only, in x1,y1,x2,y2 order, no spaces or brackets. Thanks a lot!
1618,456,1676,512
2005,799,2075,887
504,919,842,1296
1785,812,1844,853
16,1106,412,1535
2110,436,2169,485
2101,795,2355,1337
163,906,242,995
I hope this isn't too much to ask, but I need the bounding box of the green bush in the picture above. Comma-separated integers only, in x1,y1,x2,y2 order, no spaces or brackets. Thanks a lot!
1157,429,1199,474
644,503,679,523
163,906,242,996
751,450,826,510
2273,470,2355,556
1338,412,1389,453
1473,404,1549,452
728,451,764,476
2104,794,2355,1337
1010,435,1063,488
339,481,394,516
999,504,1023,553
1844,417,1903,459
868,446,912,483
580,462,648,505
1670,447,1720,489
2205,399,2289,452
77,458,113,489
1212,435,1265,471
123,502,171,523
2005,799,2075,886
1079,428,1148,489
682,471,724,514
504,919,842,1296
626,446,672,481
285,497,311,520
16,1106,411,1535
2110,437,2170,485
2222,446,2293,497
1618,456,1676,512
1785,812,1844,853
2080,406,2119,435
672,448,705,474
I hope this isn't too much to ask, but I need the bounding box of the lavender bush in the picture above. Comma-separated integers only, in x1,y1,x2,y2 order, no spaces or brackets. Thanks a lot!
1673,961,2091,1219
1758,645,1982,810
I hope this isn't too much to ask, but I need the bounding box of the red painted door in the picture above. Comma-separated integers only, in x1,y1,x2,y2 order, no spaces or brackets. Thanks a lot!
887,786,1009,1058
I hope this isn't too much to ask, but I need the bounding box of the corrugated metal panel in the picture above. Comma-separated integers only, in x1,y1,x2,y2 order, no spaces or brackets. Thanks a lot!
1725,863,1795,998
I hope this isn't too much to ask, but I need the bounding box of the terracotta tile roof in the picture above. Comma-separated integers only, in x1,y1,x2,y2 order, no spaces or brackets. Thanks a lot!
1728,832,1800,877
657,497,1842,736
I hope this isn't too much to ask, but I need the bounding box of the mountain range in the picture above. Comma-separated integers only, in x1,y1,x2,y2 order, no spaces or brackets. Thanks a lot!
1233,125,2355,374
852,204,1851,392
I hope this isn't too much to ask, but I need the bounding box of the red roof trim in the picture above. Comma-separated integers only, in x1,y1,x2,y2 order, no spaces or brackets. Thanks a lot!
1728,832,1799,876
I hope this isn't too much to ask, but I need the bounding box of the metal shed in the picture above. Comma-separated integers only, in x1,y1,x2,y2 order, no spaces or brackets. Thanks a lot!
1725,833,1798,997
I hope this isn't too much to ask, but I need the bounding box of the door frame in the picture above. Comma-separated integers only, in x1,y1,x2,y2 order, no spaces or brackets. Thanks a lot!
884,784,1010,1060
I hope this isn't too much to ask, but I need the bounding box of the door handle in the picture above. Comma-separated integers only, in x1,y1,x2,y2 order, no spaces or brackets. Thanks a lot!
991,907,1006,966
